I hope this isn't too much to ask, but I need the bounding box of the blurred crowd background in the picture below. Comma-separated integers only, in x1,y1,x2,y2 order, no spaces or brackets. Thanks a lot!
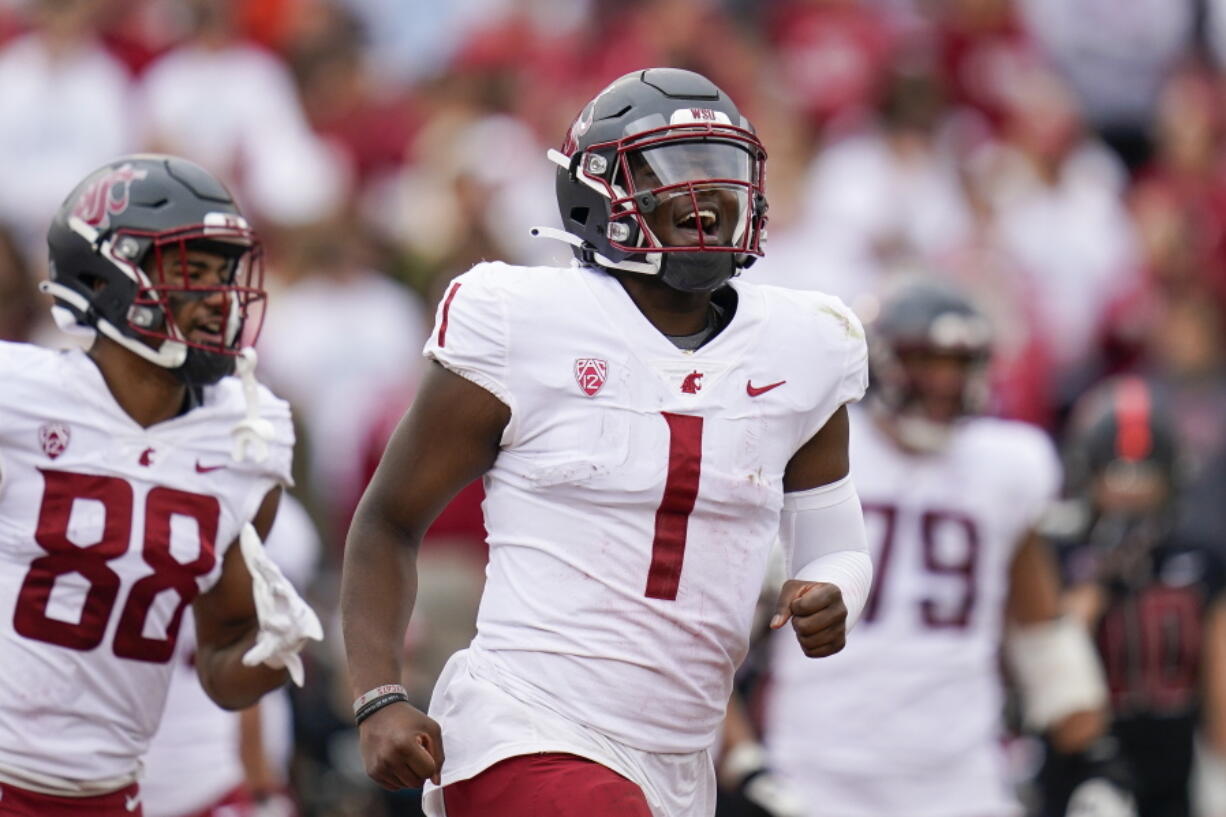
2,0,1225,814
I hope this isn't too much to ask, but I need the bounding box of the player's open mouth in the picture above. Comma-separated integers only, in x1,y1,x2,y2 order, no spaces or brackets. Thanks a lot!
190,322,224,345
673,206,721,243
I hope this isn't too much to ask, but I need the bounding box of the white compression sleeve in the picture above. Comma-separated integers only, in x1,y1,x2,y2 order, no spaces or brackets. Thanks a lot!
781,476,873,630
1005,616,1107,730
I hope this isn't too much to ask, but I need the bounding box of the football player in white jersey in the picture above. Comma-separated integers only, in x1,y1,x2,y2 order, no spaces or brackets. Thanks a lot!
759,279,1112,817
342,68,875,817
0,155,320,817
141,493,320,817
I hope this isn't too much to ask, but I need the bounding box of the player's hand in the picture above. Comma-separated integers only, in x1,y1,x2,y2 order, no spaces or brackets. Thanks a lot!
357,701,444,790
770,580,847,658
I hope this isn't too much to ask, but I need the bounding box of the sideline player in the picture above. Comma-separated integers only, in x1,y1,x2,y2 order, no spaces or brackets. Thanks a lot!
0,155,320,816
1041,377,1226,817
342,68,874,817
760,280,1110,817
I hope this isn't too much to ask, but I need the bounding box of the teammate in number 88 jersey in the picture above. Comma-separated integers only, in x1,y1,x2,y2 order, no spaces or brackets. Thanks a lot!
0,342,292,784
342,68,873,817
0,154,313,814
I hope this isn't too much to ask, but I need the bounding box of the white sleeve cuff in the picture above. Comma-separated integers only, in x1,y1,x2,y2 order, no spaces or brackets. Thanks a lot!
782,476,873,630
795,550,873,630
1005,616,1107,729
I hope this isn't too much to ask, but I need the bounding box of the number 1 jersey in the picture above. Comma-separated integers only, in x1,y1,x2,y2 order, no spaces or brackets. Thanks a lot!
423,262,867,753
0,342,294,788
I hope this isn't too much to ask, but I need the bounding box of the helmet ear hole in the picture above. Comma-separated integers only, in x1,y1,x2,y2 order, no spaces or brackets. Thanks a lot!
128,304,160,329
568,206,590,228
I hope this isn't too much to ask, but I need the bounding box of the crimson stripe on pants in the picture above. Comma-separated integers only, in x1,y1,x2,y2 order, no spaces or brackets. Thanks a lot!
443,753,652,817
0,782,141,817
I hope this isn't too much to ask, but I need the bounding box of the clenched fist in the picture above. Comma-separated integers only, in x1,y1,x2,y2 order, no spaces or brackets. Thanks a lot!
770,580,848,658
358,702,445,790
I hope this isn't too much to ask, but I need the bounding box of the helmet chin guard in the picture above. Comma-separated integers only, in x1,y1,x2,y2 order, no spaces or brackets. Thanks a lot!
880,406,959,454
542,69,768,291
658,252,737,293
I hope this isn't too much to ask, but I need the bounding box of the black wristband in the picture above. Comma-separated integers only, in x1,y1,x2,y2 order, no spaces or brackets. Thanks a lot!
354,692,409,726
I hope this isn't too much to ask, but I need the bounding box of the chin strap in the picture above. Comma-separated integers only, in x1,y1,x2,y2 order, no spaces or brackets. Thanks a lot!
231,347,275,463
893,413,954,454
39,280,188,366
529,226,660,275
539,147,666,276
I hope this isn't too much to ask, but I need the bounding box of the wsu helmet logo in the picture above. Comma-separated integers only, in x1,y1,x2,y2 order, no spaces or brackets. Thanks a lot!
72,164,148,229
574,358,608,397
561,102,595,157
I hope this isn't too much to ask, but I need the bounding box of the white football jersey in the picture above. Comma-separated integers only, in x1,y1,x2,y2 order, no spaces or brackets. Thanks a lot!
0,341,294,789
423,262,867,753
141,494,318,817
764,407,1060,817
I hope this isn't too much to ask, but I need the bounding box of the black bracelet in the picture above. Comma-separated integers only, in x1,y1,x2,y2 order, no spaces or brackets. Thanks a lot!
354,692,409,726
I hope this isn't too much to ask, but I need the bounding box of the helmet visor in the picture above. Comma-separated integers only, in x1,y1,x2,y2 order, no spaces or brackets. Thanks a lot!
619,142,760,250
630,141,754,188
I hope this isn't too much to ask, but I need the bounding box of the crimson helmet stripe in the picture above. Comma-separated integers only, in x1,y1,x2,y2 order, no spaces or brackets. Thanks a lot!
1115,377,1152,462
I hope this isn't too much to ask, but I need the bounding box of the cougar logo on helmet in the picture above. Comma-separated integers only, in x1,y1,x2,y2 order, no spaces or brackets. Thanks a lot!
571,102,595,139
72,165,148,229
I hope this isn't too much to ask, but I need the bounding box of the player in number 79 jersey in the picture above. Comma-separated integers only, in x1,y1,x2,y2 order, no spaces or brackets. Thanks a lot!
0,155,319,816
342,68,875,817
760,279,1114,817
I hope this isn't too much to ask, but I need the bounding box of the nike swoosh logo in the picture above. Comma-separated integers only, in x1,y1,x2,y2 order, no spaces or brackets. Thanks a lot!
195,461,226,473
747,379,787,397
125,793,141,812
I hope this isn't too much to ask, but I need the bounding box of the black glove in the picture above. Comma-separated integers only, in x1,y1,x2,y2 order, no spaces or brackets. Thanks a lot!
719,742,806,817
1039,736,1136,817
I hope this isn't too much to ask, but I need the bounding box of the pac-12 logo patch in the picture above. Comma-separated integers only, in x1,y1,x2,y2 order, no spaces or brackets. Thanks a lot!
574,358,608,397
39,423,71,459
